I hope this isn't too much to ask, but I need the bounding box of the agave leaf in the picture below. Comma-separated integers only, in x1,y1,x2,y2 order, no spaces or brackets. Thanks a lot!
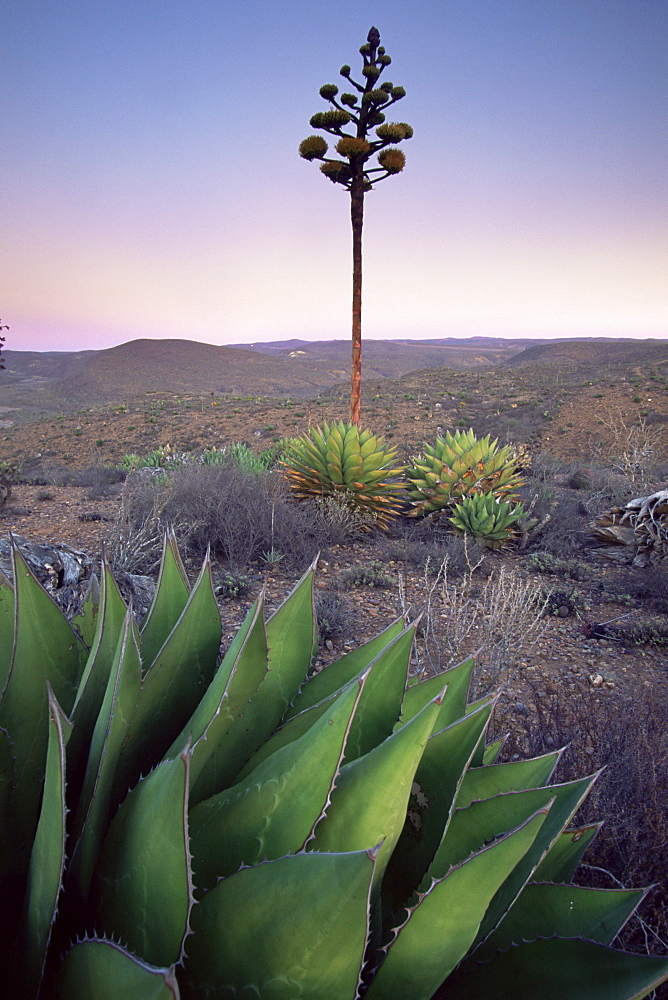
0,726,14,881
189,674,363,887
188,565,317,802
0,567,15,693
191,567,315,804
0,727,16,973
383,702,492,916
118,555,220,784
309,694,443,892
285,617,403,718
69,559,128,772
68,611,142,899
140,530,191,669
165,595,265,758
22,688,70,999
399,657,474,728
0,544,86,857
69,572,99,649
474,882,646,961
57,939,180,999
429,784,567,882
533,822,602,883
482,734,507,763
340,625,414,761
263,561,318,714
442,937,668,1000
183,597,269,805
455,750,561,809
184,850,374,1000
460,773,600,948
366,808,548,1000
96,750,193,969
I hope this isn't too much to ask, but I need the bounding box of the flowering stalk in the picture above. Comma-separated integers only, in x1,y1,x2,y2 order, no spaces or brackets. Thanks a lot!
299,27,412,425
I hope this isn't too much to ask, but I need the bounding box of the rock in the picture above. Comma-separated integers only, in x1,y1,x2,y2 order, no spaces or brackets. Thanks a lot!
589,673,604,687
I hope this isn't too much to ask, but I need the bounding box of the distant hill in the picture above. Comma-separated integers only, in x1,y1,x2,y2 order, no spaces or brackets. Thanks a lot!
504,339,668,369
2,335,667,414
1,336,522,407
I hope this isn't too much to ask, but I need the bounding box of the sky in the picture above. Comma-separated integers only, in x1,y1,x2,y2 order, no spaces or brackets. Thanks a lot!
2,0,666,352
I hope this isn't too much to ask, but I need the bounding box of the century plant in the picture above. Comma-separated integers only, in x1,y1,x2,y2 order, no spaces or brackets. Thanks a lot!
406,428,525,516
1,532,668,998
280,419,406,528
449,492,526,548
299,27,412,426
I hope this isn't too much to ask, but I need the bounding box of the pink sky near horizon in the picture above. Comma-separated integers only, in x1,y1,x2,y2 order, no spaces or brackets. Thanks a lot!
2,0,666,353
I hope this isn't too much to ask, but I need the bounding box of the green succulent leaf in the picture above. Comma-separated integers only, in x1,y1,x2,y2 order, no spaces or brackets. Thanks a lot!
0,566,15,693
366,808,549,1000
181,595,269,804
309,694,443,892
184,850,374,999
68,610,142,899
399,656,474,729
69,558,128,774
69,572,99,649
57,939,179,999
117,554,220,787
384,702,493,916
0,543,86,857
533,822,603,883
189,674,363,887
286,616,405,716
442,937,668,1000
96,750,193,969
139,529,191,669
474,882,645,959
23,688,70,999
455,750,561,809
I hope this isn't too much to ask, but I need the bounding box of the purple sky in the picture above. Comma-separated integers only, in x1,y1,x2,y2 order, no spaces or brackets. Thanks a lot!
3,0,666,352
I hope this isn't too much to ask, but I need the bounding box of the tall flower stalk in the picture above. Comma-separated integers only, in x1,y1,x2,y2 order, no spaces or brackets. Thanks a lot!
300,27,412,425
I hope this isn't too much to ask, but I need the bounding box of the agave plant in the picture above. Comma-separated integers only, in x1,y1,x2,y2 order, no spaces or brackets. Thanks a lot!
406,428,524,516
1,532,667,998
449,492,526,548
280,420,406,528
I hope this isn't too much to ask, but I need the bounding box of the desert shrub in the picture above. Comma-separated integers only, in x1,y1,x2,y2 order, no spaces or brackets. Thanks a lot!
528,551,592,581
310,493,374,544
568,467,594,490
525,492,588,557
592,409,664,490
398,557,549,693
214,568,254,600
314,591,351,642
378,513,488,576
76,464,127,499
582,617,668,648
334,561,394,590
543,587,588,618
18,459,80,487
110,465,365,571
529,452,566,484
624,564,668,613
